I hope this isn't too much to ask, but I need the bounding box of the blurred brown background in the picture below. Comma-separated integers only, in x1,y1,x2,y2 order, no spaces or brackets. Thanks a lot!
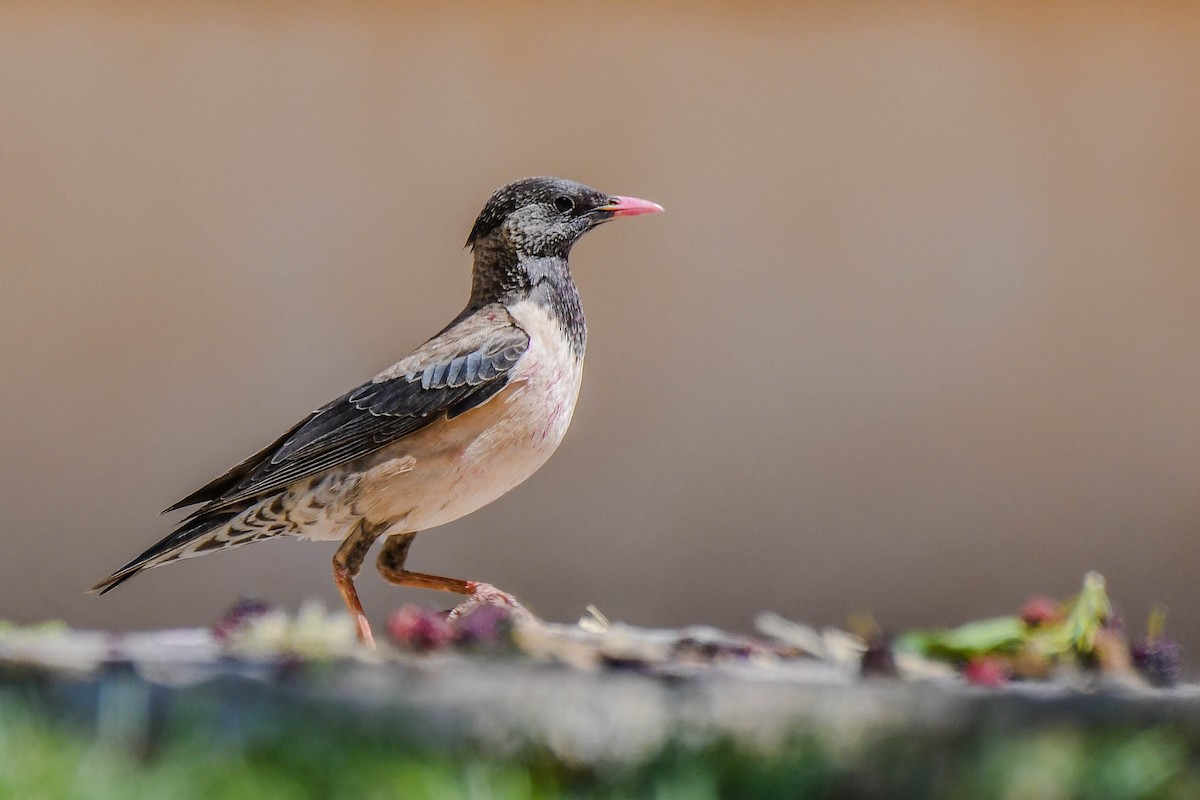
3,2,1199,649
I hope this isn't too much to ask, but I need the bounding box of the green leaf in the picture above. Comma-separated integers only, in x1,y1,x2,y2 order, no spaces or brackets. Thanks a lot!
1059,571,1111,654
896,616,1027,660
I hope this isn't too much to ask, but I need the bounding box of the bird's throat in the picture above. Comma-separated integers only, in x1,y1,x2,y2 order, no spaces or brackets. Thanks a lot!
530,268,586,360
469,248,585,360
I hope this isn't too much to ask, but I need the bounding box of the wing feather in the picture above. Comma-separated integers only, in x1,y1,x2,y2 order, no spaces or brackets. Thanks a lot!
170,305,529,514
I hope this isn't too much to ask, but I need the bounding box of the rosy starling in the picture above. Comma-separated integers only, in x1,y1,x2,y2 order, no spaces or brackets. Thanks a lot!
91,177,663,646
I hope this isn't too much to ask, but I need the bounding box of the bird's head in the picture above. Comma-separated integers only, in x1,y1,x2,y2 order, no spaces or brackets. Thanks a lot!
467,177,663,259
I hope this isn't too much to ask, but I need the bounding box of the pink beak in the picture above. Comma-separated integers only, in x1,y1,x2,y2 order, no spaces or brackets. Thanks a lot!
598,195,665,217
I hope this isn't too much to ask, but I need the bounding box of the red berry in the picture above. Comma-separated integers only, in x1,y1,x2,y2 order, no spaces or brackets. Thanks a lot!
387,605,452,651
964,656,1011,686
1019,597,1062,627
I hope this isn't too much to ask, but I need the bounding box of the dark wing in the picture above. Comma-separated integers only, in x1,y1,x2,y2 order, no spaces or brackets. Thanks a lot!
169,304,530,514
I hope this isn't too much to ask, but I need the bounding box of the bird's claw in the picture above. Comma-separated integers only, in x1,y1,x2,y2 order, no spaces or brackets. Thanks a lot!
447,582,531,621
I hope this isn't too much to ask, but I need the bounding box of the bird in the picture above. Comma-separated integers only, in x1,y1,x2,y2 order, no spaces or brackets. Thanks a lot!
89,176,663,647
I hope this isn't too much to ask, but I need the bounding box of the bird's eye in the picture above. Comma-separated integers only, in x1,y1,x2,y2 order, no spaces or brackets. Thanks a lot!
553,195,575,214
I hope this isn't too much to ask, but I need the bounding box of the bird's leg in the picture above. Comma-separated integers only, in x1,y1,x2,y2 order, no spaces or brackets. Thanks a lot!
375,532,471,594
332,522,384,647
375,533,529,620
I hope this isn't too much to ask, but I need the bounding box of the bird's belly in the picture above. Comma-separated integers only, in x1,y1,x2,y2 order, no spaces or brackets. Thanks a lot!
347,340,584,535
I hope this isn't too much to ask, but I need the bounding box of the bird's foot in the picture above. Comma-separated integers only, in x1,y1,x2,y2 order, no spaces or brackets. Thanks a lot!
447,582,532,621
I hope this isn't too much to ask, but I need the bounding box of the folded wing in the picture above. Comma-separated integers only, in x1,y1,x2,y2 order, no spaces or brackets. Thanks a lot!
170,304,530,515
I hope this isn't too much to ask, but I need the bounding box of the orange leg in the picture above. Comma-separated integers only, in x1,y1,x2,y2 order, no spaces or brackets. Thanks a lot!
332,523,384,647
376,533,529,619
375,532,471,595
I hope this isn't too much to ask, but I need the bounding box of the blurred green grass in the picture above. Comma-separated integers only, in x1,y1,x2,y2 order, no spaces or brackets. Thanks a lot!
4,695,1200,800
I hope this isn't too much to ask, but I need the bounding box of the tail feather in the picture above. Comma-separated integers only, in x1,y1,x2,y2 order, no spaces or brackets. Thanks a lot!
88,510,241,595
